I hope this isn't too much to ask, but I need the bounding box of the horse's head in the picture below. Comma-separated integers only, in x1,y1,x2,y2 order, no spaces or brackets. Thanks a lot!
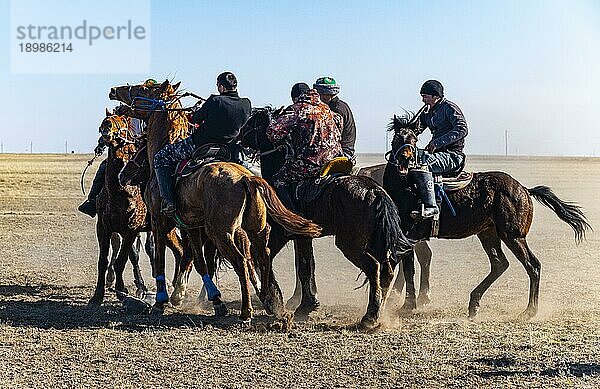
99,108,135,147
387,112,420,175
108,79,181,115
118,146,150,187
240,106,281,152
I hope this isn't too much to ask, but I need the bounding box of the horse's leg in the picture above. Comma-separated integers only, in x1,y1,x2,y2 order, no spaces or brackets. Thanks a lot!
106,233,121,288
128,234,146,297
250,226,285,318
113,232,137,298
335,239,382,329
188,232,227,316
152,220,171,309
170,231,195,307
209,228,252,321
198,231,217,302
502,237,541,320
144,232,156,262
400,249,417,311
285,242,302,310
294,238,321,317
165,228,185,287
468,229,510,318
89,222,111,306
379,258,397,315
415,241,433,306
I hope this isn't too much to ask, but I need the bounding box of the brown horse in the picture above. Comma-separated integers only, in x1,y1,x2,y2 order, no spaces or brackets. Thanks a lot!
110,80,321,321
88,111,153,305
385,113,592,319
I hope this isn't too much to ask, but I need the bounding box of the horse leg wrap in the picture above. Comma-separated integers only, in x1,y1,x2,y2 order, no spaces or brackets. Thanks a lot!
155,275,169,303
202,274,221,301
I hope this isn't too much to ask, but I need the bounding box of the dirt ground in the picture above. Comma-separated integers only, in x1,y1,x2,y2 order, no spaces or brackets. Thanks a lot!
0,153,598,388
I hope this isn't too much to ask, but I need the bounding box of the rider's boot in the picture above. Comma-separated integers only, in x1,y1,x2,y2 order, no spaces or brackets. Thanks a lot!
78,160,107,217
410,170,439,218
155,166,177,218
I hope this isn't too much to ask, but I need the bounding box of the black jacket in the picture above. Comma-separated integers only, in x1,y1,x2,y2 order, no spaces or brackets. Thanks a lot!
191,90,252,147
328,97,356,158
418,98,468,154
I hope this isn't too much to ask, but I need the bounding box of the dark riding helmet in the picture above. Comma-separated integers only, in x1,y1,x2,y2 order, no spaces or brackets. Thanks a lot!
420,80,444,97
291,82,310,100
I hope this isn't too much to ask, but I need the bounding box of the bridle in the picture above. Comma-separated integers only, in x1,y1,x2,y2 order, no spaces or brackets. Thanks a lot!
125,85,205,113
239,109,293,163
103,115,137,146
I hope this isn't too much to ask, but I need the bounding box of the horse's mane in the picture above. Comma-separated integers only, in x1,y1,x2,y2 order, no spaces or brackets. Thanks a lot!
387,110,417,132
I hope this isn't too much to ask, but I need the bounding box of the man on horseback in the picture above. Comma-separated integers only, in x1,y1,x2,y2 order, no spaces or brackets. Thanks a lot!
313,77,356,161
267,87,343,210
153,72,252,217
413,80,468,218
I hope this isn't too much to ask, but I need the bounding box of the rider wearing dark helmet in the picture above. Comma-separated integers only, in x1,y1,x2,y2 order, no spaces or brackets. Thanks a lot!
413,79,468,218
153,71,252,217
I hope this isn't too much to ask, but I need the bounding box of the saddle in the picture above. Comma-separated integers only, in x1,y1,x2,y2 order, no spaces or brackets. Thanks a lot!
425,171,473,237
294,157,353,208
438,171,473,192
175,143,231,180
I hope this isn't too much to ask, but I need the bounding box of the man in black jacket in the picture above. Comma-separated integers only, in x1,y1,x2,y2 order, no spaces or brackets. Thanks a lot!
412,79,468,218
313,77,356,161
153,72,252,216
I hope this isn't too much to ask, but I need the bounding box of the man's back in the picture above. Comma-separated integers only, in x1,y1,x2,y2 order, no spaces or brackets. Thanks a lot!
191,91,251,146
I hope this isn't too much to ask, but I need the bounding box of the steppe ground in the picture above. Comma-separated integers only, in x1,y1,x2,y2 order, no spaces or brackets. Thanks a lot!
0,153,598,388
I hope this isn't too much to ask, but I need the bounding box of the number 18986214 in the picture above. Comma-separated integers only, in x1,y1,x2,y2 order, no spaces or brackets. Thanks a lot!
19,43,73,53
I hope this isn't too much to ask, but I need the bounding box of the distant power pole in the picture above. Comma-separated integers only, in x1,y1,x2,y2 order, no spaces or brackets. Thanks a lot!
504,130,509,156
30,141,33,154
65,141,68,154
0,142,3,153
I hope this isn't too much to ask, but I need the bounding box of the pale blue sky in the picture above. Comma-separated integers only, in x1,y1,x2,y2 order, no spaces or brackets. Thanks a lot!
1,0,599,155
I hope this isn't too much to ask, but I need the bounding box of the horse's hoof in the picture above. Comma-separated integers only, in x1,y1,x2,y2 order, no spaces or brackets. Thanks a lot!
417,293,431,307
400,298,417,312
359,315,380,331
115,288,129,301
151,303,166,316
87,296,103,307
517,308,536,322
170,292,184,307
105,274,115,289
285,296,301,311
135,287,146,299
214,302,228,317
240,317,252,328
468,301,480,319
294,298,320,318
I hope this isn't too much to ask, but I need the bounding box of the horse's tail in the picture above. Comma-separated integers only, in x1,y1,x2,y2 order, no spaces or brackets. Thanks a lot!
528,185,592,242
242,176,321,238
369,189,413,265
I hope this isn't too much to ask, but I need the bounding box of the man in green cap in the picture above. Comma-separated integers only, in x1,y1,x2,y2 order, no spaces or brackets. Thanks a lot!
313,77,356,162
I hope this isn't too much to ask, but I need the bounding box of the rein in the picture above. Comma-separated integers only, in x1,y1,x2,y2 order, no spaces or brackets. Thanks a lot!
80,155,98,195
126,86,205,112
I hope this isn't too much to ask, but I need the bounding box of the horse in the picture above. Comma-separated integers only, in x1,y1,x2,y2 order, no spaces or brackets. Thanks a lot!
88,110,154,305
239,107,413,328
110,80,321,322
384,112,592,319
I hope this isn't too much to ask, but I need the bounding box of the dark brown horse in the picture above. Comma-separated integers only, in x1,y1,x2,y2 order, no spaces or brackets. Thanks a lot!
385,113,592,319
240,108,413,328
111,80,321,322
88,111,153,305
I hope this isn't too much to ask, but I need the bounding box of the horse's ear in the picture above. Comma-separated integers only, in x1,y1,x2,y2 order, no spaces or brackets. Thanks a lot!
159,79,170,91
105,108,111,117
172,81,181,92
273,105,285,117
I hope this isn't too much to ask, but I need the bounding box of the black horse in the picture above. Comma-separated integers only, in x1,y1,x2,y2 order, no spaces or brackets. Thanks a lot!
384,113,592,319
239,108,412,328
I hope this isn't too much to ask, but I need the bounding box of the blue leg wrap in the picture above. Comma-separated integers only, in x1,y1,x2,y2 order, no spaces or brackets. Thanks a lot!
155,275,169,303
202,274,221,301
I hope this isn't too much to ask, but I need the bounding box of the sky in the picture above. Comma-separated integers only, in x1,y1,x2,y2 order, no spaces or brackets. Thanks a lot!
0,0,599,156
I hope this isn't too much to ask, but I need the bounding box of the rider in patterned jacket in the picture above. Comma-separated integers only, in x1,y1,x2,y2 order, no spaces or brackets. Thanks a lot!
267,88,343,210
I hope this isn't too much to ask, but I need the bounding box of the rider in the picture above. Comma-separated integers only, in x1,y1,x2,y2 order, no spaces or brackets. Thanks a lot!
78,138,108,217
153,71,252,217
313,77,356,162
267,87,343,210
78,114,146,217
413,79,468,218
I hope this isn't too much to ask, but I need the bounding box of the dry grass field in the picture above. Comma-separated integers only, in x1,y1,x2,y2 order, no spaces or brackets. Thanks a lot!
0,153,598,388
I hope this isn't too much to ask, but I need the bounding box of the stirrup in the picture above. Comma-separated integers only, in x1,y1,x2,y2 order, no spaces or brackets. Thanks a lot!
411,204,439,219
